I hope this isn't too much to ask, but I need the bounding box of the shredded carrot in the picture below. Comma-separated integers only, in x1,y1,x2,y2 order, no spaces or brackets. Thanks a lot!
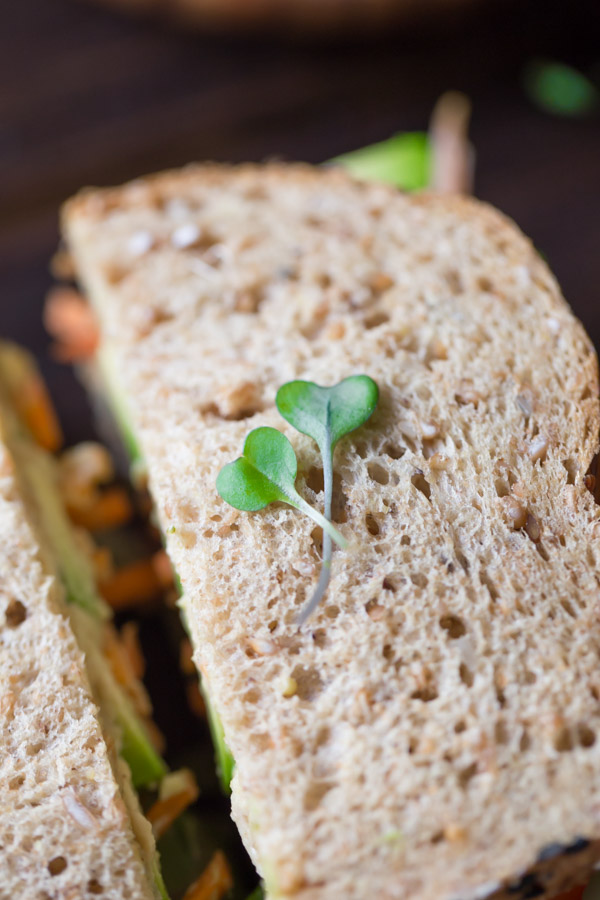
120,622,145,680
44,287,99,362
182,851,233,900
16,373,63,452
67,486,134,531
147,772,199,839
91,546,114,584
103,626,152,718
152,549,175,590
99,557,163,611
185,681,206,718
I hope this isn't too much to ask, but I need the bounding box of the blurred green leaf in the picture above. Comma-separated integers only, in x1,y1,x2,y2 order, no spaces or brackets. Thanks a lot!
332,132,431,191
524,60,599,117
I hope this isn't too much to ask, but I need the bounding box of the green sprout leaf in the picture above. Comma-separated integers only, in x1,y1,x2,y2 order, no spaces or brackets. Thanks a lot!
332,132,431,191
216,426,346,549
276,376,378,623
524,60,599,118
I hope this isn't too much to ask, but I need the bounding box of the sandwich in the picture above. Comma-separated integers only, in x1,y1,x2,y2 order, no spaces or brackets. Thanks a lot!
59,162,600,900
0,342,179,898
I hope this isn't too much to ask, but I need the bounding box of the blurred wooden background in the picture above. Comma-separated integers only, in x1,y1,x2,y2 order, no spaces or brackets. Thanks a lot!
0,0,599,443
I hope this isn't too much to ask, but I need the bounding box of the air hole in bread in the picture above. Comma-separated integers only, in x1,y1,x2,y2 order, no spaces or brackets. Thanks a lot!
411,686,438,702
367,462,389,485
480,572,499,601
312,629,328,648
324,605,339,619
365,514,380,536
310,526,323,554
364,310,390,330
383,575,400,592
494,720,509,744
291,665,323,701
455,720,467,734
477,275,494,292
411,472,431,500
304,780,334,812
578,724,596,748
88,879,104,894
561,598,576,618
401,535,411,546
536,543,550,562
4,598,27,628
563,458,579,485
268,620,278,633
234,283,265,314
431,830,445,844
495,478,510,498
444,269,464,294
244,688,261,704
459,663,474,687
8,774,24,790
354,440,369,459
440,615,466,639
554,727,574,753
382,441,405,460
48,857,68,876
411,573,428,589
458,762,477,788
306,466,324,493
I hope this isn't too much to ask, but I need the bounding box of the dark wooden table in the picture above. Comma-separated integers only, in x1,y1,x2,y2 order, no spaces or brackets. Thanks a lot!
1,0,599,445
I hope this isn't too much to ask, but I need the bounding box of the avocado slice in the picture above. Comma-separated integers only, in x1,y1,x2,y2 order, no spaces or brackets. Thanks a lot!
203,681,235,794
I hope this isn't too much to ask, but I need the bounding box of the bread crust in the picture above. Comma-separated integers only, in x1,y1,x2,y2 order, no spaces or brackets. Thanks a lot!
64,163,600,900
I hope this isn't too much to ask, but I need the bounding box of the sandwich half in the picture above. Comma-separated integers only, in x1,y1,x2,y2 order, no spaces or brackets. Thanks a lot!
0,343,168,899
62,163,600,900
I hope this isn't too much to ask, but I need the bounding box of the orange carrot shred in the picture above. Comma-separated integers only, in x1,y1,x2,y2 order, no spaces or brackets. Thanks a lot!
99,558,163,611
44,287,99,362
185,681,206,718
120,622,145,680
182,851,233,900
152,549,175,589
147,781,199,840
66,486,133,531
16,374,63,452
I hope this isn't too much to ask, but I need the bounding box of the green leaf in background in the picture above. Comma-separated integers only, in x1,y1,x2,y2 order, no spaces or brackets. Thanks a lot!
524,60,599,117
216,426,347,548
332,131,431,191
276,377,378,623
245,887,265,900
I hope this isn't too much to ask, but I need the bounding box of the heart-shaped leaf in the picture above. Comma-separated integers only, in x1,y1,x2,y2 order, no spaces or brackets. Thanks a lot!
276,375,378,455
216,427,298,511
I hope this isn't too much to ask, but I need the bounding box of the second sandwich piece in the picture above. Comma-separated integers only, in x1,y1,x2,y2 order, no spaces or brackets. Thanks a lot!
62,164,600,900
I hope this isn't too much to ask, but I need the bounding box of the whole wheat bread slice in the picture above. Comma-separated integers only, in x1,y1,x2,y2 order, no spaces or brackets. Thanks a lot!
0,382,157,899
63,164,600,900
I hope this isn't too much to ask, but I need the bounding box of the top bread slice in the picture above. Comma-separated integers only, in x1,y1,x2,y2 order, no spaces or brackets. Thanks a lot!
0,389,157,899
63,164,600,900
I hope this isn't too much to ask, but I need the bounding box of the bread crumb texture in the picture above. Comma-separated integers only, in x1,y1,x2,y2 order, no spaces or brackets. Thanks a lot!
64,164,600,900
0,439,154,899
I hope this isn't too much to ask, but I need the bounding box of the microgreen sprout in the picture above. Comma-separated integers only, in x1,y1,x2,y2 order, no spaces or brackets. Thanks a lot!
216,426,347,550
276,376,378,623
216,377,378,625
